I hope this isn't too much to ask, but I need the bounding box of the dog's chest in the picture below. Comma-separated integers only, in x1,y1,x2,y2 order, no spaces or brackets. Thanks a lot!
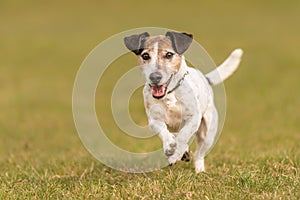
163,94,182,130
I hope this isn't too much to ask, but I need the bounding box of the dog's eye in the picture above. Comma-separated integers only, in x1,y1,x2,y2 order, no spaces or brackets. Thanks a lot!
141,53,150,60
165,52,174,59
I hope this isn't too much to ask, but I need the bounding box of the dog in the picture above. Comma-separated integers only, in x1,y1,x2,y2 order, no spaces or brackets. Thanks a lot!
124,31,243,173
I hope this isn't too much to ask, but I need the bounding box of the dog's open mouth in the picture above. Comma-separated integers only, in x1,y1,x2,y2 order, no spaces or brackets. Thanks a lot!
149,75,173,99
150,84,167,99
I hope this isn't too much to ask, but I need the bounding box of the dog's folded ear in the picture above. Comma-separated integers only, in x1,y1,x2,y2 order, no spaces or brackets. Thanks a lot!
165,32,193,54
124,32,150,55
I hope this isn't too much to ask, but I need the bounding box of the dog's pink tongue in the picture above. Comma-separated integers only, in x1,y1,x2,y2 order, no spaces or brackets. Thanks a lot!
151,85,165,98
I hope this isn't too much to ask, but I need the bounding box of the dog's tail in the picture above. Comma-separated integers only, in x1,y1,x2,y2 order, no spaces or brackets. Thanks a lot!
205,48,243,86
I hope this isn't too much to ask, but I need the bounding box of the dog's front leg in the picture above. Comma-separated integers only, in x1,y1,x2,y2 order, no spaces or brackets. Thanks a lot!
146,103,177,159
148,119,177,158
168,113,201,164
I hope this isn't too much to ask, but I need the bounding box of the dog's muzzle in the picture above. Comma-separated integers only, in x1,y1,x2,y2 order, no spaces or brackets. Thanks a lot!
149,74,173,99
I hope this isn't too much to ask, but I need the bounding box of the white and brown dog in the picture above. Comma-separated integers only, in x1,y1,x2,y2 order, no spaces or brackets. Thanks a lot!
124,31,243,173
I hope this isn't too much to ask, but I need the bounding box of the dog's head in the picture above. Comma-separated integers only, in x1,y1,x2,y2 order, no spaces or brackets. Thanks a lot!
124,31,193,99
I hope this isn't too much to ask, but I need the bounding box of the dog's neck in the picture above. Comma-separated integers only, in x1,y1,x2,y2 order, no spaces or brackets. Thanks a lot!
167,56,189,94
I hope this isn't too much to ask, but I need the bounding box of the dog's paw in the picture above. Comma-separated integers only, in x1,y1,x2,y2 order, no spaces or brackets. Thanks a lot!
167,143,188,164
194,158,205,173
162,133,177,157
181,151,192,162
167,153,180,165
164,141,177,157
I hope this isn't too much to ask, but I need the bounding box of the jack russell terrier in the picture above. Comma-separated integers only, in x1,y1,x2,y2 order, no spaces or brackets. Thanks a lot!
124,31,243,173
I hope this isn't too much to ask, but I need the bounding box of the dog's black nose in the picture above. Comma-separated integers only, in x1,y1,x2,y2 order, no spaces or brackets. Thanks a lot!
149,72,162,84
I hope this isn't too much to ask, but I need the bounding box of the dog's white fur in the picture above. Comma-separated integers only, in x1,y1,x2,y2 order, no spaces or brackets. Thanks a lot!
124,33,243,173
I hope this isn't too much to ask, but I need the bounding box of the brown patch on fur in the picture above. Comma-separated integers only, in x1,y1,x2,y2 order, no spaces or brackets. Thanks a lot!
197,118,207,142
173,59,181,71
144,35,171,49
165,102,182,132
141,35,182,72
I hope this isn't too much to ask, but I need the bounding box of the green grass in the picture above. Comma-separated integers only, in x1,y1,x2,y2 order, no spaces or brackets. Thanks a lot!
0,0,299,199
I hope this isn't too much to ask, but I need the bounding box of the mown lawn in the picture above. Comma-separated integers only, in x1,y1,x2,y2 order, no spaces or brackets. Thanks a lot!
0,0,299,199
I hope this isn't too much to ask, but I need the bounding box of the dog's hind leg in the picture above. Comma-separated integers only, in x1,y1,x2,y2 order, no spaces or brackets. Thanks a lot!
194,105,218,173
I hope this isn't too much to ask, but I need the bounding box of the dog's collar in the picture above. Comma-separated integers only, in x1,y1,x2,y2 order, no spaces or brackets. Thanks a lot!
167,71,189,95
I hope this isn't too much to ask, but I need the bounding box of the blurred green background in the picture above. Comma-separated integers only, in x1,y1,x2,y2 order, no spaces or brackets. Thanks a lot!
0,0,299,167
